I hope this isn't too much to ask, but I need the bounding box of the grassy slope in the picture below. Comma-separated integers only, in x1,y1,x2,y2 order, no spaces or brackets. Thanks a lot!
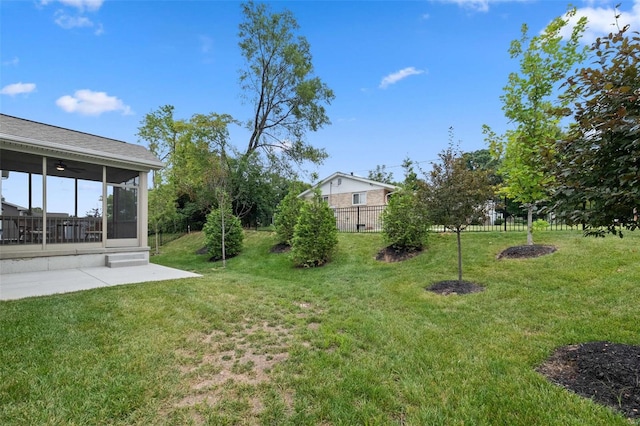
1,230,638,425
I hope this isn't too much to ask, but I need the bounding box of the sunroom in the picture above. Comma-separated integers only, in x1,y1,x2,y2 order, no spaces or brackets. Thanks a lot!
0,114,163,273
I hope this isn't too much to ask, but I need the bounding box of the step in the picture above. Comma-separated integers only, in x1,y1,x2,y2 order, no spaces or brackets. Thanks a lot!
105,252,148,268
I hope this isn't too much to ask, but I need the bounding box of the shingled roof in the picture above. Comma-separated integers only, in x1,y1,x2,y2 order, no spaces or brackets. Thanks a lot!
0,114,162,170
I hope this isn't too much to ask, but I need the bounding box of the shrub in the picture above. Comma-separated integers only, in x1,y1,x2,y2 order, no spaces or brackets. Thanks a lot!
532,218,550,232
381,188,429,251
274,185,304,245
203,203,244,261
291,190,338,267
494,218,504,226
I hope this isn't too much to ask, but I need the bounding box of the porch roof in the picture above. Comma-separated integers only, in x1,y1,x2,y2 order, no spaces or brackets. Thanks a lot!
0,114,163,170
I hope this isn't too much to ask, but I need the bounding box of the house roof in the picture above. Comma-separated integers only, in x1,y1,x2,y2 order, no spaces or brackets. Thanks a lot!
298,171,398,198
0,114,163,170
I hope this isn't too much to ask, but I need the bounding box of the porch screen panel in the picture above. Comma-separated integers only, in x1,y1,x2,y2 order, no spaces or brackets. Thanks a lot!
106,168,139,239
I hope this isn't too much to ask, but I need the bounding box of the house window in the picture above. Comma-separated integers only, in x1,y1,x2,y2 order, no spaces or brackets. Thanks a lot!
322,196,329,203
352,192,366,205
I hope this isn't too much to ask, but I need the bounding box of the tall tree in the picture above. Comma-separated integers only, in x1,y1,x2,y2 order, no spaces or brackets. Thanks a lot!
485,9,587,245
138,106,236,231
238,1,334,169
137,105,184,246
422,135,493,284
551,22,639,237
368,165,395,184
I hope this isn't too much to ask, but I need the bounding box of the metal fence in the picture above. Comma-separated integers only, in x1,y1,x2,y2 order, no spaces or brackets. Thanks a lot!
332,205,582,233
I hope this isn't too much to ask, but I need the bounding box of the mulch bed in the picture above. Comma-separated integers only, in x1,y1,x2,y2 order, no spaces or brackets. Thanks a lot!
537,341,640,419
375,246,422,263
497,244,557,259
195,246,240,262
270,243,291,254
426,280,485,295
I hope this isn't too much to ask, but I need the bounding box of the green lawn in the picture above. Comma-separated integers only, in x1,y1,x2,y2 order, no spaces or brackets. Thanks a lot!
1,230,638,425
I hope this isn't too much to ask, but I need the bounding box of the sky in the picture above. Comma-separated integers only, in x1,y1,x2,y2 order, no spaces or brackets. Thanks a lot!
2,0,640,189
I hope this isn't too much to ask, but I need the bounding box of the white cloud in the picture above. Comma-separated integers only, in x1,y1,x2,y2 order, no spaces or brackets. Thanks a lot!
433,0,528,13
379,67,426,89
56,89,133,116
561,0,640,44
41,0,104,12
1,82,37,96
54,10,94,29
2,57,20,66
42,0,104,33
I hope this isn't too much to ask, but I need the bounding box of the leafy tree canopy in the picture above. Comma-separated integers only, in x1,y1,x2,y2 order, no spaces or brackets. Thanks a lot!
551,21,639,237
368,165,395,185
239,1,334,169
485,8,587,245
421,137,493,283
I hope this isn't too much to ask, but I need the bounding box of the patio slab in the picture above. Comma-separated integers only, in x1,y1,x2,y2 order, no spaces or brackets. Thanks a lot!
0,263,202,300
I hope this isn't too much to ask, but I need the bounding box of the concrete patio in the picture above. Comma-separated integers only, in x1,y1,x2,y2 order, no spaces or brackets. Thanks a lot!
0,263,202,300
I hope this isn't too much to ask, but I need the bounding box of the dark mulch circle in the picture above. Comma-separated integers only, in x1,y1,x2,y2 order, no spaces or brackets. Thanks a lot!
497,244,557,259
426,280,485,295
375,246,422,263
270,243,291,254
195,246,240,262
537,341,640,419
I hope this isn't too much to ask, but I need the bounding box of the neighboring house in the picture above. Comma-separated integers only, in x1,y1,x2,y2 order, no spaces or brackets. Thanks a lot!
298,172,398,232
0,114,163,274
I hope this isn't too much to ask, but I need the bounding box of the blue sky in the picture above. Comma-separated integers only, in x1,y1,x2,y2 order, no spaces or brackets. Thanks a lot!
2,0,640,184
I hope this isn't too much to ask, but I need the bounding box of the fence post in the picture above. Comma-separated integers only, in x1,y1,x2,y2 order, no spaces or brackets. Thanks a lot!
504,197,508,232
357,206,360,233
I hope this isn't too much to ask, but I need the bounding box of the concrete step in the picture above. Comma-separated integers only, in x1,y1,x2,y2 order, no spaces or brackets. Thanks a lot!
105,252,148,268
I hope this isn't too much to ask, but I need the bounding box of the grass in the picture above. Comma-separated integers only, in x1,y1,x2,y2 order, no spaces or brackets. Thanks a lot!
1,230,639,425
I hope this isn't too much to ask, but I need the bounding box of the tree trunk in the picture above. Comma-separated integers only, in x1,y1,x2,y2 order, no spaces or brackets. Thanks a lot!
527,204,534,246
221,203,226,268
457,229,463,284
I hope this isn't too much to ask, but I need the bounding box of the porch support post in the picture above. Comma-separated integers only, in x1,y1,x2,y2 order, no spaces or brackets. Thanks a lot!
101,166,107,248
139,171,148,248
42,157,47,249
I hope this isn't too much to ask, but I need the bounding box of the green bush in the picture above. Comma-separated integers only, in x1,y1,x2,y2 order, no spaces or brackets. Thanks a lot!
532,218,550,232
494,218,504,226
203,203,244,261
274,185,304,245
381,188,429,251
291,191,338,267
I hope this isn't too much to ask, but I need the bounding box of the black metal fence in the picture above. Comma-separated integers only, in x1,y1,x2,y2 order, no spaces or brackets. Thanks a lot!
332,205,581,233
333,205,386,232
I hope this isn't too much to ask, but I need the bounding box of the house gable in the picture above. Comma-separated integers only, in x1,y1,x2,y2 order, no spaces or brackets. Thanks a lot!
299,172,398,208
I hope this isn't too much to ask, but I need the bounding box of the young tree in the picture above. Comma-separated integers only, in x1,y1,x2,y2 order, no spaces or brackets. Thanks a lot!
381,157,430,254
238,1,335,169
551,23,639,237
291,189,338,267
381,187,429,253
203,195,244,264
422,140,493,284
274,182,305,246
485,9,587,245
